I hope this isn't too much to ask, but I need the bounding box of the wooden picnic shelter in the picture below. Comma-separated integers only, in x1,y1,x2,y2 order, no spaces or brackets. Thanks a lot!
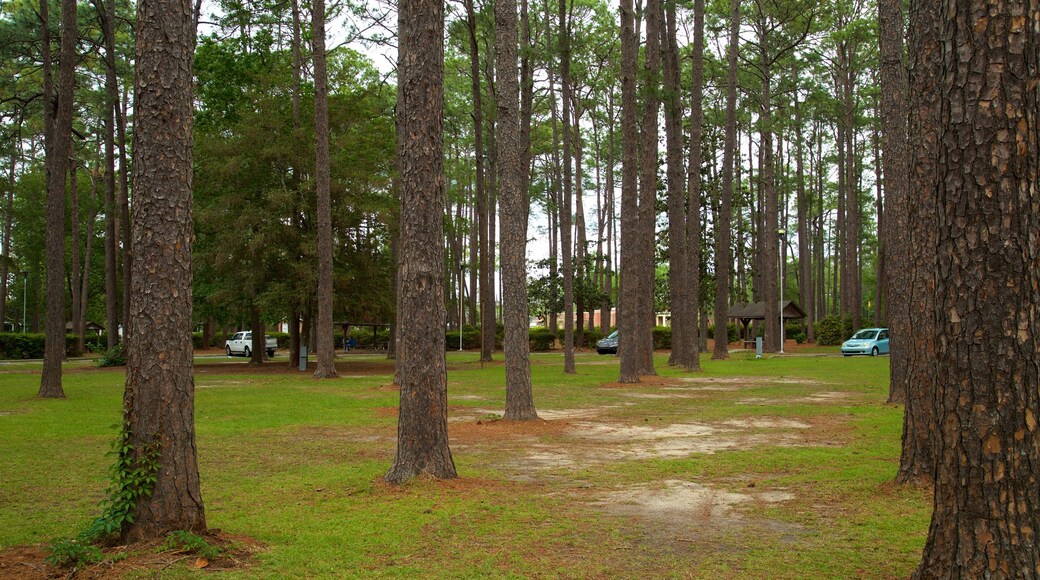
727,301,807,347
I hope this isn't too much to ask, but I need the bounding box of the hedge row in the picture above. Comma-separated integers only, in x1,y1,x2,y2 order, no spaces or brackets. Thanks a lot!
0,333,84,359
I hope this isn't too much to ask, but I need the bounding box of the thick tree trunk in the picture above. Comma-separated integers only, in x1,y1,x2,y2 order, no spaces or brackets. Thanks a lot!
497,0,536,420
914,0,1040,572
559,0,576,374
683,0,704,370
40,0,78,399
634,0,660,376
386,0,456,483
311,0,337,379
663,0,689,369
878,0,910,404
712,0,739,360
617,0,641,383
249,306,264,364
122,0,206,539
895,0,940,486
759,54,780,353
118,84,132,344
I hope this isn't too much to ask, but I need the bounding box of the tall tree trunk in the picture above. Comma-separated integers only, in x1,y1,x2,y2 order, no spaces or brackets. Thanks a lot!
573,105,587,349
795,101,813,343
634,0,661,376
559,0,576,374
463,0,493,363
844,56,860,330
40,0,78,399
895,0,939,485
759,51,780,353
684,0,704,369
99,0,120,349
0,117,19,331
878,0,909,404
712,0,739,360
249,305,265,364
386,0,456,483
497,0,536,420
311,0,337,379
122,0,206,539
914,0,1039,572
872,101,883,328
617,0,642,383
118,82,132,343
663,0,689,369
70,163,83,351
600,90,616,334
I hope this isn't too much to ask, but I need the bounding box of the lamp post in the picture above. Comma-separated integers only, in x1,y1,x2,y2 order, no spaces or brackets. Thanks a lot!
20,271,28,334
778,229,785,354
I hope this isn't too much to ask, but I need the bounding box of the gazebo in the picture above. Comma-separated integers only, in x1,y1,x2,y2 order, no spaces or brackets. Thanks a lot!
727,301,807,347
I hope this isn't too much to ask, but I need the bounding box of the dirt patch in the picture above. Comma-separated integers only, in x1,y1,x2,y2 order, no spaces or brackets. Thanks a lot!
591,480,799,546
737,391,851,405
450,407,607,423
450,417,572,445
0,531,262,579
598,377,684,389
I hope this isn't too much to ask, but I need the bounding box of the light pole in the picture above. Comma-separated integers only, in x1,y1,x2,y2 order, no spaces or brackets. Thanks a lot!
778,229,785,354
20,271,28,334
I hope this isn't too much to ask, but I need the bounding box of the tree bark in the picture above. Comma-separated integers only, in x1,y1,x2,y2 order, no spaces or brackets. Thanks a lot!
99,0,120,350
122,0,206,539
914,0,1040,572
0,117,18,331
386,0,456,483
311,0,337,379
712,0,740,360
40,0,78,399
497,0,536,420
635,0,661,376
878,0,910,404
682,0,704,370
895,0,940,486
663,0,689,369
795,101,813,343
617,0,641,383
559,0,576,374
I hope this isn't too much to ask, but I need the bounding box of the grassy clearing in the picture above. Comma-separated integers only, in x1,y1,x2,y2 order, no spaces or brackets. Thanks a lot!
0,350,929,578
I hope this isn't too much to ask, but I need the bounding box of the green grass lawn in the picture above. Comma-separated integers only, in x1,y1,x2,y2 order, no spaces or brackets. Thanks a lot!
0,350,930,578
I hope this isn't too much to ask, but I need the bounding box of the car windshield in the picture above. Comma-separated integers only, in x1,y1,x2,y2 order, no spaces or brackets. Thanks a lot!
608,331,618,339
852,330,878,340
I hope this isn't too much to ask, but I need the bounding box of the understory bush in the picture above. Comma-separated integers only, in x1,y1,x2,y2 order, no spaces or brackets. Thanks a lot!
814,315,854,346
529,327,556,351
96,343,126,367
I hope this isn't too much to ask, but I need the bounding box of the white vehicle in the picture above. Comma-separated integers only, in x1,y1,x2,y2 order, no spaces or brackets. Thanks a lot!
225,332,277,358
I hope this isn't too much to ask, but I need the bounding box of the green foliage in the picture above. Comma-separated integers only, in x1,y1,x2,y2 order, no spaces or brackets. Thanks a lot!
44,537,103,568
815,315,854,346
0,333,85,359
707,323,740,343
528,327,557,351
159,530,222,560
652,326,672,350
95,343,126,368
80,428,162,543
446,326,481,350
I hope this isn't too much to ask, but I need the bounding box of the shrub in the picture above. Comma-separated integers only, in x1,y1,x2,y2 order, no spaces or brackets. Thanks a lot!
814,315,853,346
0,333,84,359
652,326,672,350
268,332,290,348
45,538,103,568
707,323,740,343
445,325,480,350
96,343,126,367
528,327,556,351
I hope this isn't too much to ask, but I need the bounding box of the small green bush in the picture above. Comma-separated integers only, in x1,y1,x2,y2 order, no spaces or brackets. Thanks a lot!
652,326,672,350
159,530,222,560
529,327,556,351
45,538,103,568
96,343,126,367
706,323,740,343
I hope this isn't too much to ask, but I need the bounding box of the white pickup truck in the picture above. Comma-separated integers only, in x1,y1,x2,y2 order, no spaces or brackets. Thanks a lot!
225,332,277,358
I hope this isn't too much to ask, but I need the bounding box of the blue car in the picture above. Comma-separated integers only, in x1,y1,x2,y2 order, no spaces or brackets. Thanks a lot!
841,328,890,357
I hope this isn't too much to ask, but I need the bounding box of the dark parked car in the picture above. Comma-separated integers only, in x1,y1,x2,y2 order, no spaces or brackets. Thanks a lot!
597,330,618,355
